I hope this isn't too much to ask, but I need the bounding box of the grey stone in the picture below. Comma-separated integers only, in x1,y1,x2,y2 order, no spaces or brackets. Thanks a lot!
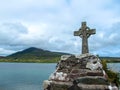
74,22,96,54
61,55,72,61
43,53,117,90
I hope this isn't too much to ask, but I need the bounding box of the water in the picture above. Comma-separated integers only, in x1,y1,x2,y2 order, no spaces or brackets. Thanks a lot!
0,63,56,90
107,63,120,73
0,63,119,90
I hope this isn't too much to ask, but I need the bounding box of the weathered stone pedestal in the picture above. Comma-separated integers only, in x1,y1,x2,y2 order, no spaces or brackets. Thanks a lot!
43,54,118,90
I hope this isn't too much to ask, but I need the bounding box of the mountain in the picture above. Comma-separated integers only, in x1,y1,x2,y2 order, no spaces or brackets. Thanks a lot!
0,56,5,59
4,47,120,63
6,47,70,60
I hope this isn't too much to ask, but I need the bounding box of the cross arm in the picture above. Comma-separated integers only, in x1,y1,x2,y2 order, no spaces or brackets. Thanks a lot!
87,29,96,35
74,30,82,36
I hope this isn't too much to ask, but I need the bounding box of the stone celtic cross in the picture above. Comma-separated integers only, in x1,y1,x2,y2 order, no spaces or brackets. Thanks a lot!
74,22,96,54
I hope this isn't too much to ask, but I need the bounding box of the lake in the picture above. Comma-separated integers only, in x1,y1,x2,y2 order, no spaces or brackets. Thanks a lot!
107,63,120,72
0,63,119,90
0,63,56,90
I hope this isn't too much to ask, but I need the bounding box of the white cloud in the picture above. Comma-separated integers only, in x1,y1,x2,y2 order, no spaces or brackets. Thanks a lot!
0,48,16,56
0,22,27,45
0,0,120,56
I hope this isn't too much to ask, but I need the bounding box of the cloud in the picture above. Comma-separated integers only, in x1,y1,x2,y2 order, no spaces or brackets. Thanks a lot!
0,22,27,45
0,22,28,55
89,22,120,56
0,0,120,56
0,48,16,56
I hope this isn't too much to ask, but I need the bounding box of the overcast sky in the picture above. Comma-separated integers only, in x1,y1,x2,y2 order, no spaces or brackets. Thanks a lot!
0,0,120,57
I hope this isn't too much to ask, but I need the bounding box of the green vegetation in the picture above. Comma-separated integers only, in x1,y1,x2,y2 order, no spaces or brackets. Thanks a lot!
101,60,120,86
100,57,120,63
0,47,120,63
6,47,69,60
0,57,60,63
0,56,120,63
0,47,69,63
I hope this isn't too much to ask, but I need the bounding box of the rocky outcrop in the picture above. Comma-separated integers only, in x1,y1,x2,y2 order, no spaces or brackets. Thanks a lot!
43,54,118,90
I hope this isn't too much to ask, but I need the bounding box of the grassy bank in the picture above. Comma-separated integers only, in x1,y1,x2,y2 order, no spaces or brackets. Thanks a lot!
0,57,60,63
101,60,120,87
0,56,120,63
100,57,120,63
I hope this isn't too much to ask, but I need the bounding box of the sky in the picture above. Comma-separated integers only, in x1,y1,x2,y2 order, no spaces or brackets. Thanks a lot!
0,0,120,57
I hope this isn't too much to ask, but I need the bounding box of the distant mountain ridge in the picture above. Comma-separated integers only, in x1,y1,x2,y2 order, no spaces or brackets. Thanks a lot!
6,47,70,60
0,47,119,63
0,56,5,58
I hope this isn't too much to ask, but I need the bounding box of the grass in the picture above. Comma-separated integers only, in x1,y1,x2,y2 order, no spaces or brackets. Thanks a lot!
101,59,120,87
100,57,120,63
0,57,61,63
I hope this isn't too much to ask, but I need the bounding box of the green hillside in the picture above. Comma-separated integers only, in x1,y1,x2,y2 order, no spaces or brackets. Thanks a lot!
100,57,120,63
0,47,120,63
6,47,69,59
0,47,70,63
